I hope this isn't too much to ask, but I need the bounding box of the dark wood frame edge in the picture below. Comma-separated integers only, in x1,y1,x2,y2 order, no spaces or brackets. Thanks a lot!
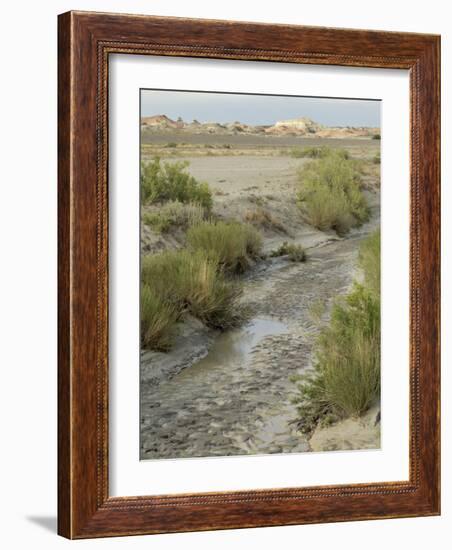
58,10,440,539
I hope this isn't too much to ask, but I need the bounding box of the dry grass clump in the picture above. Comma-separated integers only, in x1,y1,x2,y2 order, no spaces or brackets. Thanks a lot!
243,207,287,233
142,201,206,233
358,229,380,296
290,146,350,160
187,221,262,274
270,241,306,262
293,230,380,433
141,213,263,350
140,285,179,351
141,249,244,350
297,149,369,235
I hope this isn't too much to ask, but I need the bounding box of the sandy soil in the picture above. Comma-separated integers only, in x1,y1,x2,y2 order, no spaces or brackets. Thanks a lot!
309,404,380,452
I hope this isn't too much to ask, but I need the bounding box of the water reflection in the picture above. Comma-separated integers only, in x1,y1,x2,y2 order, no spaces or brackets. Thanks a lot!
174,318,288,383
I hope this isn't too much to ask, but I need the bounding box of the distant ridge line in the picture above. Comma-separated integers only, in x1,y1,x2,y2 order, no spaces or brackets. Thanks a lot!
140,114,379,138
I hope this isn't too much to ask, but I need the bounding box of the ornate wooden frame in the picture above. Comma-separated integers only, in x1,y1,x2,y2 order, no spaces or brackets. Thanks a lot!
58,10,440,539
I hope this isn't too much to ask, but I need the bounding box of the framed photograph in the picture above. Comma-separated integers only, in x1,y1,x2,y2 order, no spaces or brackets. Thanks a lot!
58,11,440,539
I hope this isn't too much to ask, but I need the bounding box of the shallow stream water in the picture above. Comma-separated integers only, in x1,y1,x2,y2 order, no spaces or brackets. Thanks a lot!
175,318,288,383
140,231,374,460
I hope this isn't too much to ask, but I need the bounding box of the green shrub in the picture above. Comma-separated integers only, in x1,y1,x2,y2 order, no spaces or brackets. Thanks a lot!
373,151,381,164
359,230,380,297
187,221,262,273
140,285,179,351
293,231,381,432
164,142,178,148
141,157,212,210
174,252,244,329
297,151,369,235
142,201,206,233
140,249,244,350
142,211,171,233
293,283,380,432
372,133,381,140
270,241,306,262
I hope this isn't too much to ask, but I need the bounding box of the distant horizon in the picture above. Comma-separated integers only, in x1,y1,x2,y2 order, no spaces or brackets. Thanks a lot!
141,89,380,128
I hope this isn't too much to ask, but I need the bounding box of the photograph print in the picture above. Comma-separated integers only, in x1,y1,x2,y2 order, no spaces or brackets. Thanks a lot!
139,89,381,460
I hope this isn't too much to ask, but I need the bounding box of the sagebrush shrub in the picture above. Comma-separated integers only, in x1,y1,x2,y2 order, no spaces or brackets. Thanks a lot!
293,230,381,432
141,157,212,210
297,149,369,235
140,285,179,351
187,221,262,274
359,230,380,297
142,201,206,233
140,248,245,351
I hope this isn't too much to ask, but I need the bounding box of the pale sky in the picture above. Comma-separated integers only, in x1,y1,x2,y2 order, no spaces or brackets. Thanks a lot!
141,89,380,127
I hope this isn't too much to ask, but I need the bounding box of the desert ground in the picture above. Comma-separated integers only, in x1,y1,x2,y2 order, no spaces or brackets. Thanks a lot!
140,131,380,460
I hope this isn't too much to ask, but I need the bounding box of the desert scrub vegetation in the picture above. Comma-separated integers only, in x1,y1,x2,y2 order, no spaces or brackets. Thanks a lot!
142,201,206,233
290,146,350,160
243,207,288,233
141,249,244,350
296,149,369,235
140,285,179,351
270,241,306,262
292,230,380,434
187,221,263,274
141,157,213,210
358,229,380,296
